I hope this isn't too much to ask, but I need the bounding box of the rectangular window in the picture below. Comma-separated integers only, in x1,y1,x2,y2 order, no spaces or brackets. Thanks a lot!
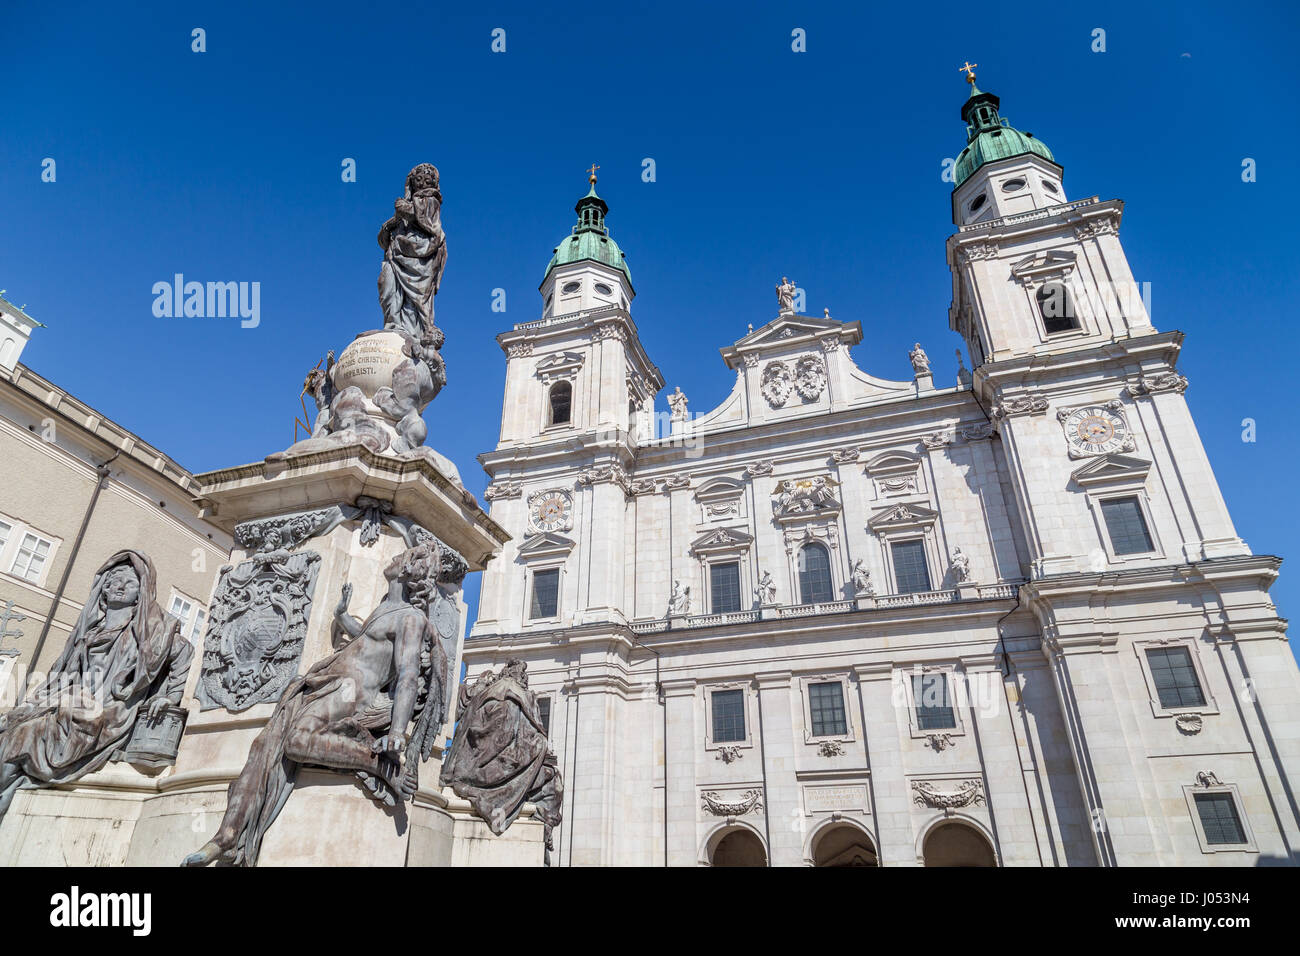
913,673,956,730
809,681,848,737
1194,792,1247,845
189,607,207,643
710,562,741,614
10,532,52,583
891,540,932,594
0,520,11,553
1101,496,1154,555
538,697,551,736
530,568,560,619
169,595,194,623
711,689,746,743
1146,646,1206,709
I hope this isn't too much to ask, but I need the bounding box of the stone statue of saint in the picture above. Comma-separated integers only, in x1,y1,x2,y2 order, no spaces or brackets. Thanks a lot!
956,349,973,387
182,542,450,867
440,659,563,863
951,547,971,583
668,580,691,616
0,550,192,820
851,559,874,597
776,276,797,314
755,570,777,606
667,387,689,422
909,343,931,376
378,163,447,340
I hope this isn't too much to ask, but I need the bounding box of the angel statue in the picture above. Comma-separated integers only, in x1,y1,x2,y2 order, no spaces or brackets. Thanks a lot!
0,550,192,820
182,542,451,867
378,163,447,340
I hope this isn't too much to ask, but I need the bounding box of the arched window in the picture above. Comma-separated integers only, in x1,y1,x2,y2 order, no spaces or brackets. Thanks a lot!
1037,281,1080,334
797,542,833,605
548,381,572,426
711,829,766,867
923,822,997,867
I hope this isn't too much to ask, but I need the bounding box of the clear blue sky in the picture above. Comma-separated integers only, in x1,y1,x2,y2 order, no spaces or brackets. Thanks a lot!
2,1,1297,640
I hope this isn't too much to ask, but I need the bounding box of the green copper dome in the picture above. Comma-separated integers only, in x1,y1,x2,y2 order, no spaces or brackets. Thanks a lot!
542,181,632,286
953,82,1056,187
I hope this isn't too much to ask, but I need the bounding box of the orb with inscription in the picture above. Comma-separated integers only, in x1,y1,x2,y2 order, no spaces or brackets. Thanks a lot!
331,330,410,401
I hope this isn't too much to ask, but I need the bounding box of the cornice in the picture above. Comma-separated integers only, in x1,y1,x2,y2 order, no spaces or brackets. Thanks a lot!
497,306,664,392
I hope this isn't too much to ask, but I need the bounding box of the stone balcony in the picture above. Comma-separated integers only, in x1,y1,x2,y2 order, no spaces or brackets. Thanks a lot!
628,583,1019,634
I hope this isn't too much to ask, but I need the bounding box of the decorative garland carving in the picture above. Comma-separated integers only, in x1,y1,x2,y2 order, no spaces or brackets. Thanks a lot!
716,746,743,764
1126,372,1189,396
701,789,764,816
911,779,985,809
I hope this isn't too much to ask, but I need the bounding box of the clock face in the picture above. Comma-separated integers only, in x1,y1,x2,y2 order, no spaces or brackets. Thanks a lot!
1062,405,1131,458
528,490,572,533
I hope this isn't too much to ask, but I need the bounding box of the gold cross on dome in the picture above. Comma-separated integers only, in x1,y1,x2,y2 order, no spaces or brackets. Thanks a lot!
959,61,978,83
587,163,599,184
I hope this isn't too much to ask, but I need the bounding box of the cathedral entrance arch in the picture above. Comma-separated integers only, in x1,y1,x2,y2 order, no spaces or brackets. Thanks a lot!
921,820,997,867
704,824,768,867
810,822,879,866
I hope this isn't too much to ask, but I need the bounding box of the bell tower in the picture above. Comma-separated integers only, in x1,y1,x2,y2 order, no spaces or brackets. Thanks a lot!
947,67,1154,369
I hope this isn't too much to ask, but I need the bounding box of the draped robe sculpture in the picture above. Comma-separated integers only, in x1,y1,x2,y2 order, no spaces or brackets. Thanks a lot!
378,162,447,340
182,542,449,867
440,659,563,863
0,550,192,819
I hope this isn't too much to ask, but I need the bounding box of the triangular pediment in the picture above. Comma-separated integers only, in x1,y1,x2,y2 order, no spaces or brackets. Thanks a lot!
1070,454,1151,486
867,502,939,530
517,532,576,558
720,314,862,368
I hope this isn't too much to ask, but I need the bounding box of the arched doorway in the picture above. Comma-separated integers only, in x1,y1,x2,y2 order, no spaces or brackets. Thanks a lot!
711,829,767,867
922,821,997,867
812,824,879,867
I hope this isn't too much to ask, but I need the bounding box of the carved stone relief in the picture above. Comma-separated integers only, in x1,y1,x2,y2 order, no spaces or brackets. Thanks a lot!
761,360,793,407
794,355,827,401
701,789,764,816
911,779,985,810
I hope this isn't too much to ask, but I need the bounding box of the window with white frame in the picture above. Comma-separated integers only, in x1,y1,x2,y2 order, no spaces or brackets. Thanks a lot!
1100,496,1154,555
891,539,932,594
168,591,208,643
709,561,742,614
529,567,560,619
809,681,847,737
11,532,52,583
0,520,11,552
912,673,956,730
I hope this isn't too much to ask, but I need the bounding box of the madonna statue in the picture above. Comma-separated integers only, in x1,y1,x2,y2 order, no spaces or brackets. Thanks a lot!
0,550,193,819
378,163,447,340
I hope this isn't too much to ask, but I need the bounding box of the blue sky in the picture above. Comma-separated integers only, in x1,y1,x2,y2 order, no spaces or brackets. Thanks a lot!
2,1,1297,636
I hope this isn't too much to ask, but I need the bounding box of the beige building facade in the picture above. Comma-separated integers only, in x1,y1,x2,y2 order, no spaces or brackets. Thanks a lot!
0,349,232,706
464,82,1300,866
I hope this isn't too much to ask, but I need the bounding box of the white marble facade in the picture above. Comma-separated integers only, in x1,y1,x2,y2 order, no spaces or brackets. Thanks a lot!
465,107,1300,866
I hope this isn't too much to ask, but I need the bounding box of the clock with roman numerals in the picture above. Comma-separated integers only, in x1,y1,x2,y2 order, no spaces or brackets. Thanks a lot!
528,489,573,534
1060,403,1134,459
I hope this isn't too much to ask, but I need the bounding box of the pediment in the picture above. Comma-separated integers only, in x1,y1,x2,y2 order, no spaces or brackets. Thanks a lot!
517,532,576,559
1010,250,1076,281
720,314,862,368
1070,454,1151,487
534,351,584,381
867,502,938,530
695,476,746,502
690,527,754,555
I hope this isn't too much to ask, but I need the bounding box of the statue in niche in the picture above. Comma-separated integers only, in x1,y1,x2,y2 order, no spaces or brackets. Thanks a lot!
378,163,447,340
776,276,797,314
755,570,777,606
0,551,192,820
440,659,564,864
909,343,931,376
851,559,874,597
182,542,451,867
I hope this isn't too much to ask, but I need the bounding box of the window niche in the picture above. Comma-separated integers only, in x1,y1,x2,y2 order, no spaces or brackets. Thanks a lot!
1010,251,1089,341
1133,638,1219,721
690,526,754,615
534,351,584,432
799,674,855,744
867,503,940,596
703,681,756,756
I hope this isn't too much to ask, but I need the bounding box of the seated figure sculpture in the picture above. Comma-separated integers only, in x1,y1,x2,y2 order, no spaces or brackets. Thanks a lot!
182,541,449,866
0,550,192,819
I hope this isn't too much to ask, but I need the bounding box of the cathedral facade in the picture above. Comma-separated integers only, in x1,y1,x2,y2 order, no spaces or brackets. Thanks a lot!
465,79,1300,866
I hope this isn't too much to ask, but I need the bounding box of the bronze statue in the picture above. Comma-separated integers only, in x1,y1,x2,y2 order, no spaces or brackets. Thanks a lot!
182,542,450,866
440,659,563,863
0,550,192,819
378,163,447,340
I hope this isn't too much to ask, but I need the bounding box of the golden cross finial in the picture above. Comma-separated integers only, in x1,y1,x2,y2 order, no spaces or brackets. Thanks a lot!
587,163,600,184
959,61,978,84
